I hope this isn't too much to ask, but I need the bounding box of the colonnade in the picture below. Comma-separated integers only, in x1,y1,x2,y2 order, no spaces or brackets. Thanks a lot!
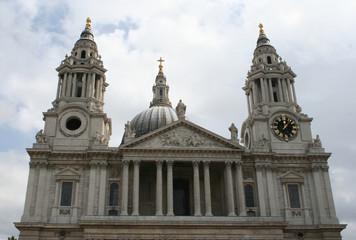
246,77,297,114
56,72,105,101
120,159,247,217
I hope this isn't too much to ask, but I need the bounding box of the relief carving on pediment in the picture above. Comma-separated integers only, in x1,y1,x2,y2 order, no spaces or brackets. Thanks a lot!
140,127,226,148
159,128,220,147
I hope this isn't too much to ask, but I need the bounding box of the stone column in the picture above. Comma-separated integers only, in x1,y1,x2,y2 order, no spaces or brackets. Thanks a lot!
312,165,326,223
34,163,48,220
132,160,140,216
22,162,37,220
66,73,73,97
277,78,284,102
193,160,202,216
95,76,100,99
56,77,62,99
203,161,213,216
120,160,129,216
225,161,236,216
301,183,312,224
166,160,174,216
98,163,107,215
98,76,104,101
287,78,293,102
322,166,338,222
155,160,163,216
256,164,266,216
87,162,97,216
61,73,67,97
235,161,246,216
252,82,258,104
89,73,96,98
246,93,251,115
266,166,278,216
292,81,297,104
81,73,87,98
281,78,288,102
71,73,77,97
268,78,274,102
260,78,266,101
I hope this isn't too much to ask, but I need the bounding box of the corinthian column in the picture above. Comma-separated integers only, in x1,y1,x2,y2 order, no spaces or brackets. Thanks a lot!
155,160,163,216
225,161,236,216
193,160,202,216
120,160,129,216
132,160,140,216
166,160,174,216
235,161,246,216
203,161,213,216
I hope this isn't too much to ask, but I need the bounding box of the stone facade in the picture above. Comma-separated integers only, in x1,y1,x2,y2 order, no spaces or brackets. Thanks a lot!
15,20,346,239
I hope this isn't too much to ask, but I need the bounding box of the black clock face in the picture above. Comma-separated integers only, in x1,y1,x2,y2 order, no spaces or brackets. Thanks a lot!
271,115,299,142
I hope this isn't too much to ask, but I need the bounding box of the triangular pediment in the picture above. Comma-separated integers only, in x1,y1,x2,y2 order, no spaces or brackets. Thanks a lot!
121,119,243,151
280,170,304,183
56,167,81,180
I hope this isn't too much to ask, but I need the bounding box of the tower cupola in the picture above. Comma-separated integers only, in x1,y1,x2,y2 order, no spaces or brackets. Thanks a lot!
150,57,172,107
54,17,107,112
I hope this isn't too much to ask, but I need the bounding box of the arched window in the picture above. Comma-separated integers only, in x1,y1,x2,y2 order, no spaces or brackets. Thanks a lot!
244,184,255,207
81,50,86,59
109,183,119,206
267,56,272,64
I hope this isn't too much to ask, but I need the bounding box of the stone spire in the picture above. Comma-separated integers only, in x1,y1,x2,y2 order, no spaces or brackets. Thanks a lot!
150,57,172,107
41,18,112,149
242,24,297,117
54,17,108,112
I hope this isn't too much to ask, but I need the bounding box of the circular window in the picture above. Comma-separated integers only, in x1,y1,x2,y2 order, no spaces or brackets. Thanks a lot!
59,110,88,137
66,117,81,130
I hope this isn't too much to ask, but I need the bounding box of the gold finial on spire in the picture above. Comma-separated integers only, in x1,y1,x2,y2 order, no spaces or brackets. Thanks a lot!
259,23,264,35
157,57,165,73
86,17,92,30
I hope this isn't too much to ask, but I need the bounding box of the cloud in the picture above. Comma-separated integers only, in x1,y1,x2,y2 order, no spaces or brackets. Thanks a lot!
0,150,29,238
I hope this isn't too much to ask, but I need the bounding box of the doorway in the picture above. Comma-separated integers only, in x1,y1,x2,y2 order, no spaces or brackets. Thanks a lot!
173,179,190,216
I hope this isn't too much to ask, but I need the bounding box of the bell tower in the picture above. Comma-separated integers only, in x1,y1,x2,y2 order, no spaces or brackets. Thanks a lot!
41,18,112,150
241,24,318,154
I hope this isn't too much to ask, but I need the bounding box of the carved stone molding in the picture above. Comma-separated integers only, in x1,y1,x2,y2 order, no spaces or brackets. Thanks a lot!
166,160,174,166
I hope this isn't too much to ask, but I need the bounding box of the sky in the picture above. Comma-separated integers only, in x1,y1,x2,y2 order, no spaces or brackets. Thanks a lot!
0,0,355,238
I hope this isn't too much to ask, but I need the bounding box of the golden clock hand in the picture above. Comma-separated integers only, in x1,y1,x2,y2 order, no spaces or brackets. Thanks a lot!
283,119,292,130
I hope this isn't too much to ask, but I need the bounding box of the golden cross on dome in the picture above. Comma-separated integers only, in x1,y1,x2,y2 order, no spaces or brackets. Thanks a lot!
157,57,165,73
259,23,264,35
86,17,92,30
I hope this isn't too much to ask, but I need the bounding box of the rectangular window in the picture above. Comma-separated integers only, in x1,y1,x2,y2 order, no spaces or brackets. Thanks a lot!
60,182,73,206
288,184,301,208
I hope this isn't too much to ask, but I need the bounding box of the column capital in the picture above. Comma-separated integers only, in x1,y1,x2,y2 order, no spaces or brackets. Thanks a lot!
133,160,140,166
234,160,243,166
122,159,130,166
193,160,200,167
203,160,210,166
156,160,163,166
225,160,233,167
166,160,174,166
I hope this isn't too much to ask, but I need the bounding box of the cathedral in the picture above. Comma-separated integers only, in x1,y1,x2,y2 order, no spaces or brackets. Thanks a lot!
15,18,346,239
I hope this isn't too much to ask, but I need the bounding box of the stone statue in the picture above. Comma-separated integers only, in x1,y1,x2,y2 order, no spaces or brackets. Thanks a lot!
94,131,107,144
313,135,322,148
228,123,238,140
176,100,186,119
35,129,47,143
124,121,135,138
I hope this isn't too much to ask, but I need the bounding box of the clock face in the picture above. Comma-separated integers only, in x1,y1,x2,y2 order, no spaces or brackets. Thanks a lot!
271,115,299,142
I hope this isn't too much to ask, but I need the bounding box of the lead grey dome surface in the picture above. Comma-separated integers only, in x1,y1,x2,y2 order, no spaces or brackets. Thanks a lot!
130,106,178,138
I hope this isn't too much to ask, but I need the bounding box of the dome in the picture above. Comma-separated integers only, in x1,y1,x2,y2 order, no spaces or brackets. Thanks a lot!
130,106,178,138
